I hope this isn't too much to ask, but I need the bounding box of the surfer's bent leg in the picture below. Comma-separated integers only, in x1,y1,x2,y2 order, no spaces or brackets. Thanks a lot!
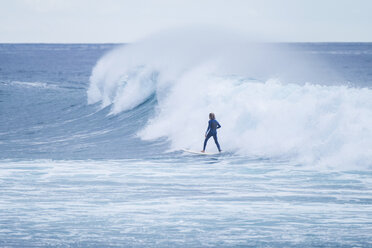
203,133,212,151
212,134,221,152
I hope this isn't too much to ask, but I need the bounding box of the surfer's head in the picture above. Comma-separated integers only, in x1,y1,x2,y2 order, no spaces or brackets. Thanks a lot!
209,113,215,120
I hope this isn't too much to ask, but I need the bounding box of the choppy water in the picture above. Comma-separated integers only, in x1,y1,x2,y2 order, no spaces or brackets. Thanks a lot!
1,158,371,247
0,39,372,247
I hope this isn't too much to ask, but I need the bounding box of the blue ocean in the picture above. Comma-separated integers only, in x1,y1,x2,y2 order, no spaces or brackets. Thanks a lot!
1,34,372,247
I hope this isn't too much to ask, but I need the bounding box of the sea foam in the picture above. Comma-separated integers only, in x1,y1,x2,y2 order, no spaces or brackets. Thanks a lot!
88,29,372,168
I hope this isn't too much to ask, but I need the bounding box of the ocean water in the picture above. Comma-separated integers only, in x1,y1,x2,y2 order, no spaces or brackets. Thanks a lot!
1,39,372,247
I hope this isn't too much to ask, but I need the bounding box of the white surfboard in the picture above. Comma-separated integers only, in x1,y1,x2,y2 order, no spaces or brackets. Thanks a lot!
182,149,220,155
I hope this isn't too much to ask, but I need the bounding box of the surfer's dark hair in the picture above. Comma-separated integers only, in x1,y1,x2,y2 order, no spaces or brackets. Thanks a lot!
209,113,215,120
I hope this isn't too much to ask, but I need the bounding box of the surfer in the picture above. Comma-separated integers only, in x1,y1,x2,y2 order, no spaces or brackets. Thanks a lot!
201,113,222,153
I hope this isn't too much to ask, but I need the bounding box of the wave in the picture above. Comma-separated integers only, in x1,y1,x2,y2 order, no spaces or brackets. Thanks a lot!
7,81,59,89
88,28,372,168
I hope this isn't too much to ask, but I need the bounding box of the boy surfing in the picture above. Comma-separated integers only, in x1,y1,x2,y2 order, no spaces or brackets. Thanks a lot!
201,113,222,153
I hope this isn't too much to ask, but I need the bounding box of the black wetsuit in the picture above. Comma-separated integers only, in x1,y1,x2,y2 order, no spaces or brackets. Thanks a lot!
203,119,221,152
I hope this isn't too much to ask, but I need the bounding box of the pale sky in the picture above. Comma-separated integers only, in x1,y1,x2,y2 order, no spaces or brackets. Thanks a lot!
0,0,371,43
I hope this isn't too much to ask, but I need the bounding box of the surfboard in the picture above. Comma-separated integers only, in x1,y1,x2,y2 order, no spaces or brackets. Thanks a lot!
182,149,220,155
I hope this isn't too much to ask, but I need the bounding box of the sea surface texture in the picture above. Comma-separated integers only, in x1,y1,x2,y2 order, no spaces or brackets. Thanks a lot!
0,40,372,247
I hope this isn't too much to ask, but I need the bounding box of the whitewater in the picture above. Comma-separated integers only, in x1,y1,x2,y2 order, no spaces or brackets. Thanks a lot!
1,32,372,247
88,31,372,169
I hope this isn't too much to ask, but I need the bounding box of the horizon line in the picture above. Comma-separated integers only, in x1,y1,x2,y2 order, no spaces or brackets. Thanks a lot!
1,41,372,44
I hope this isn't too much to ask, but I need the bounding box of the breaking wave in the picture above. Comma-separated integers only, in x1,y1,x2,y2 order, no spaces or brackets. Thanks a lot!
88,28,372,168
